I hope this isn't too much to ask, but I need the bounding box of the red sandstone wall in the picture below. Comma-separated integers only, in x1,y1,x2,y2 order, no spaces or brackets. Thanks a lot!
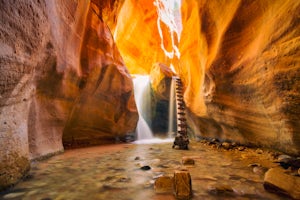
0,0,137,190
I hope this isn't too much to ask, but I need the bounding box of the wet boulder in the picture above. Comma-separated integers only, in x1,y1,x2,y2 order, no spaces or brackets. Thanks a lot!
264,167,300,199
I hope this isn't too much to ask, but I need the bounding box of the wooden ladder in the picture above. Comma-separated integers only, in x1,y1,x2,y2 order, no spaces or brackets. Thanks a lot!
172,77,189,150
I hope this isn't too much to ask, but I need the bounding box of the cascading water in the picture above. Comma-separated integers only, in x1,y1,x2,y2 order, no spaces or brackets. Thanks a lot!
133,75,153,140
168,77,176,136
133,75,173,144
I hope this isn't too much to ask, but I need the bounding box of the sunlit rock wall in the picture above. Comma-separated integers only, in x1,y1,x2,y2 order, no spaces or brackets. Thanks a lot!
114,0,171,74
113,0,207,115
190,0,300,155
114,0,300,154
0,0,137,189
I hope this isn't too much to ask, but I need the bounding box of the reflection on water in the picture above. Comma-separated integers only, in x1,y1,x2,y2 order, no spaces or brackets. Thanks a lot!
0,141,289,200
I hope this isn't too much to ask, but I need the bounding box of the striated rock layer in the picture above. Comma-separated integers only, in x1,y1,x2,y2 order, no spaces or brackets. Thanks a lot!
0,0,137,189
188,0,300,155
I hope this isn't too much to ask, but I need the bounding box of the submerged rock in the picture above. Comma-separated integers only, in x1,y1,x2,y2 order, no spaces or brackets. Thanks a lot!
182,157,195,165
140,166,151,171
207,184,234,194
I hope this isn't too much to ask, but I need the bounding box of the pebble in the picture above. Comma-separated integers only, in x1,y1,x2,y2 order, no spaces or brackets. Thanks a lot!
116,175,131,182
211,138,219,144
231,142,238,147
253,166,268,175
256,149,263,154
140,166,151,170
237,146,246,151
182,157,195,165
134,156,140,160
221,142,231,150
143,181,153,189
277,154,292,162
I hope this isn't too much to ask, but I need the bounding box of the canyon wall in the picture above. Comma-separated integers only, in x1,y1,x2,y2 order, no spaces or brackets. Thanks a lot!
1,0,299,191
0,0,137,190
189,0,300,155
113,0,300,154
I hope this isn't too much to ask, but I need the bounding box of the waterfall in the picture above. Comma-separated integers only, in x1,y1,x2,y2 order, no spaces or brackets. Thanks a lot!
133,75,153,140
168,77,176,136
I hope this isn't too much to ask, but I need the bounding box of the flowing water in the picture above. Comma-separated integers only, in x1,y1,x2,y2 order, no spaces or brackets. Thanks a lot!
0,141,289,200
133,75,153,140
167,77,176,136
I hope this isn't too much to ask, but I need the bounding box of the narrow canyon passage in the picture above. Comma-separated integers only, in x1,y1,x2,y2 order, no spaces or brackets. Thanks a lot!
0,0,300,199
0,141,292,200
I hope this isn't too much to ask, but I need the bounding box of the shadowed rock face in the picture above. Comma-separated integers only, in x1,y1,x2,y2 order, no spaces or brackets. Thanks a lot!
150,63,175,134
62,2,138,148
0,0,137,189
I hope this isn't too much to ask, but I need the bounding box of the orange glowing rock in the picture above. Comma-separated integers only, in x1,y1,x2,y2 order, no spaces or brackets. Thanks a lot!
113,0,300,154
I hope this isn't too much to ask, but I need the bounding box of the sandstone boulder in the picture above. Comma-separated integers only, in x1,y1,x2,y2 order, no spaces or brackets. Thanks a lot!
264,167,300,199
173,170,192,200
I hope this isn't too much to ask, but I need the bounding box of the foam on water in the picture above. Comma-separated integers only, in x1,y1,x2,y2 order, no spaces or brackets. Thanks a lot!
133,138,173,144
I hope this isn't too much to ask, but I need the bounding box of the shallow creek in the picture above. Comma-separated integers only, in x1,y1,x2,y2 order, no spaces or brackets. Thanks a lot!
0,141,289,200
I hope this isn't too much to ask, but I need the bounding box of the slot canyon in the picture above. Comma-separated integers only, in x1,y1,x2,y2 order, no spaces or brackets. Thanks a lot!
0,0,299,199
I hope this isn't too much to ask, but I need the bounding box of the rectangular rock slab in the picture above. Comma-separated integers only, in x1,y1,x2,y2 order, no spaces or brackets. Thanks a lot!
264,167,300,199
173,170,192,200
